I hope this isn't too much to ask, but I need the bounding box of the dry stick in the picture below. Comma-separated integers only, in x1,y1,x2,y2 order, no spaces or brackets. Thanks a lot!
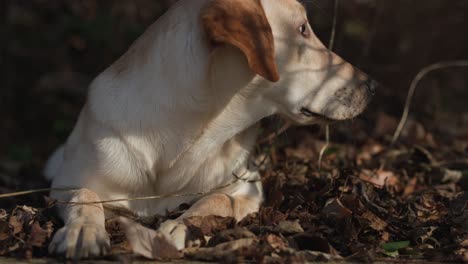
328,0,339,52
391,60,468,145
0,187,78,199
58,178,255,206
0,174,261,203
318,125,331,170
318,0,339,170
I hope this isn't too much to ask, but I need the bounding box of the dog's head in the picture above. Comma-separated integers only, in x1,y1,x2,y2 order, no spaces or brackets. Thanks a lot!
202,0,376,125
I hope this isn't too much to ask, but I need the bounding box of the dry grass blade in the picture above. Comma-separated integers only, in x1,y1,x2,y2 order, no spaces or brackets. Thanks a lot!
318,125,330,171
318,0,339,170
0,188,77,199
392,60,468,144
328,0,339,51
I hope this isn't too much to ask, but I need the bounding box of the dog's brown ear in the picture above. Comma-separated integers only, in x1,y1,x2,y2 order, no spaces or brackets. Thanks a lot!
202,0,280,82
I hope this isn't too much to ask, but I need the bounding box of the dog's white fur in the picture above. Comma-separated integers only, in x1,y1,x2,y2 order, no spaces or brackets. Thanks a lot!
45,0,373,259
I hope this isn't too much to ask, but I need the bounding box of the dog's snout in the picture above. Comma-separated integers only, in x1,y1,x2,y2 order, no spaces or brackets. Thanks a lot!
363,79,378,96
352,67,378,97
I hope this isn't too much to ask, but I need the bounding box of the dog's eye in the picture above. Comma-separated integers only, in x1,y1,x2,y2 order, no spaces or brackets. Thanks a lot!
298,23,310,37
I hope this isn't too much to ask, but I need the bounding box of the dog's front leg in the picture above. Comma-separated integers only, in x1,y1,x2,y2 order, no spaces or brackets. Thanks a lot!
48,188,110,259
159,181,262,250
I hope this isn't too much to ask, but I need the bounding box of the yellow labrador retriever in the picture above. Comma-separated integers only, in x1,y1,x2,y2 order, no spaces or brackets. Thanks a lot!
45,0,376,259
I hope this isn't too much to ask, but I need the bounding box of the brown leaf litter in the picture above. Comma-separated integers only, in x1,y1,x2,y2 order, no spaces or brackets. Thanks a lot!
0,120,466,263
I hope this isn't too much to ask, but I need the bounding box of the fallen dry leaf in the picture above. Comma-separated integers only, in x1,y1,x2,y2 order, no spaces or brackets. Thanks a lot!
413,193,449,222
184,215,235,237
381,232,390,242
442,169,463,183
0,221,8,241
360,211,388,231
184,238,257,261
274,220,304,235
27,221,49,247
265,234,287,251
207,227,256,247
8,215,23,235
322,198,352,219
455,238,468,262
359,169,399,189
0,210,7,222
403,177,418,197
259,207,288,225
356,141,385,165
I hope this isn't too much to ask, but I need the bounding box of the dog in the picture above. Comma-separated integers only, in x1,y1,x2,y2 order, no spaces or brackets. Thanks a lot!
44,0,376,259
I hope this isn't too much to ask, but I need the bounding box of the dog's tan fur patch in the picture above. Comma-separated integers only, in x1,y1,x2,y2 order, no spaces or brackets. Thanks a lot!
201,0,280,82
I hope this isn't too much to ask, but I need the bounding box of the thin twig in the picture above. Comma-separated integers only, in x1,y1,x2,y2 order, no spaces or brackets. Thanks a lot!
58,179,246,206
328,0,339,50
391,60,468,144
318,0,339,170
318,125,330,171
0,187,78,199
0,174,261,206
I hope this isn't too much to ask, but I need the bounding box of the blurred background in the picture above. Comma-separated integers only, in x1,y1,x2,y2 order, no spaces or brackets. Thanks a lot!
1,0,468,204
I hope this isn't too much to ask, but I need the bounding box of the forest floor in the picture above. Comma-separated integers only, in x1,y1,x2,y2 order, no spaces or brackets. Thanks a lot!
0,117,466,263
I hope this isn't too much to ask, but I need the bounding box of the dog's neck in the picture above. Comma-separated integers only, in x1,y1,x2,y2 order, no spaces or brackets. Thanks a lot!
86,0,276,173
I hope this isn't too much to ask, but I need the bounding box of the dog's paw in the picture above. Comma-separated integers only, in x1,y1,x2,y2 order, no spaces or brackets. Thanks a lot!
48,221,110,259
158,219,189,250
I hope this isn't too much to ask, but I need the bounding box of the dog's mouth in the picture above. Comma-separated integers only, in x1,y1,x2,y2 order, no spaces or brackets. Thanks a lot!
278,107,338,126
300,107,336,123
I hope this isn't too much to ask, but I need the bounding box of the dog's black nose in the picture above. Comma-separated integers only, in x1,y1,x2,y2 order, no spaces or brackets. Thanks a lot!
364,79,378,96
